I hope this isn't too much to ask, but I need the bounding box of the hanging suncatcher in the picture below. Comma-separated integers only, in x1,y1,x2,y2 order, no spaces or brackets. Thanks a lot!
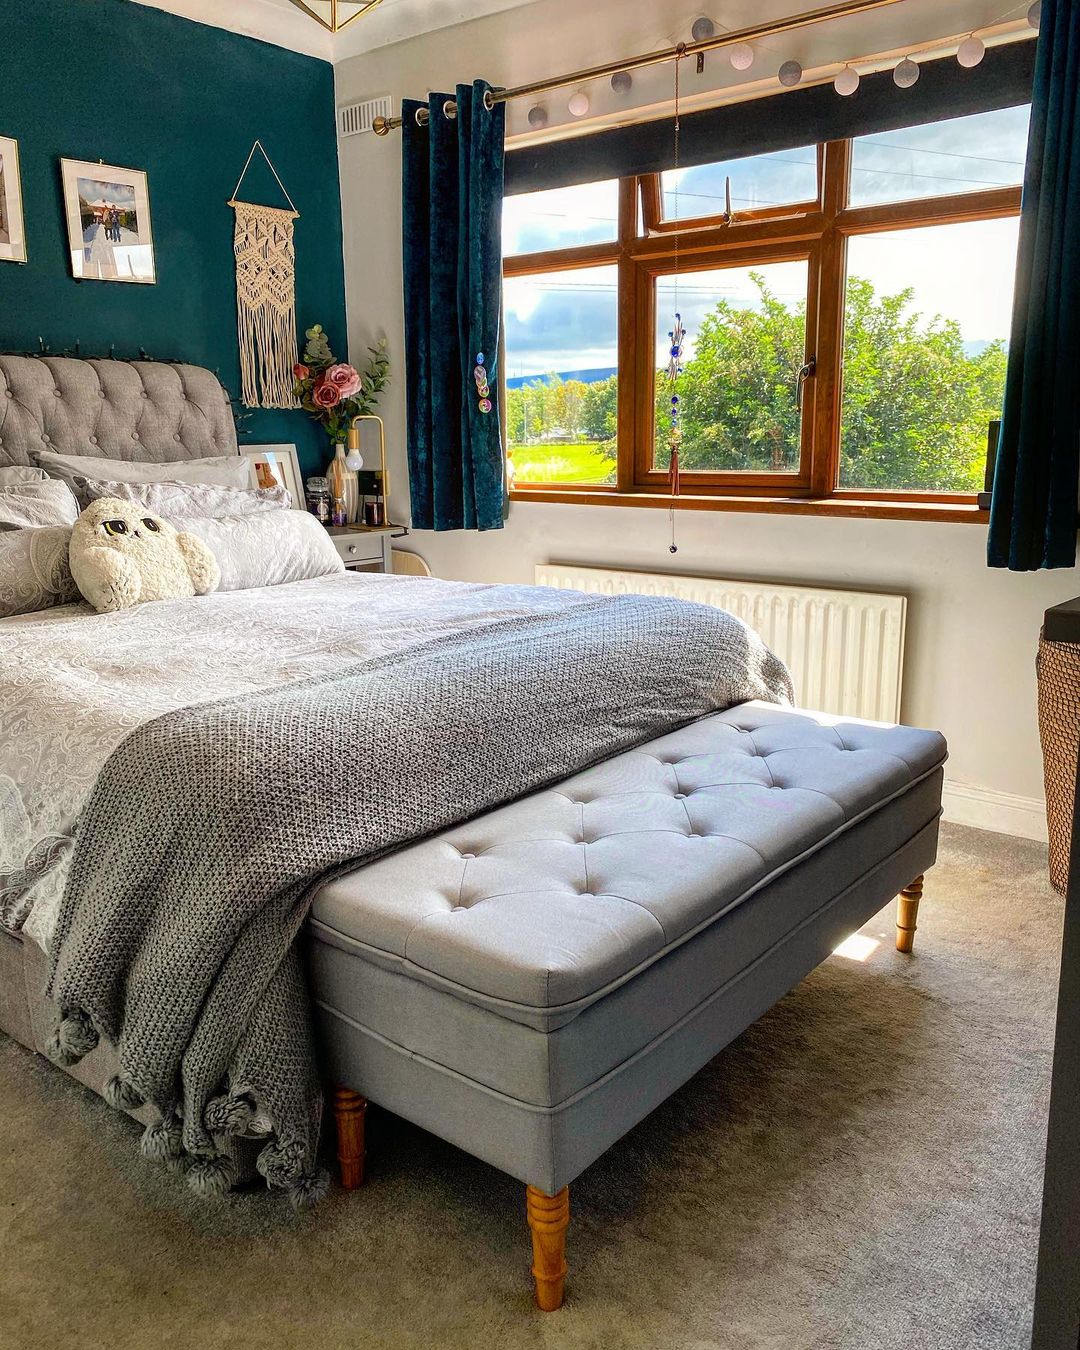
228,140,301,409
666,52,687,554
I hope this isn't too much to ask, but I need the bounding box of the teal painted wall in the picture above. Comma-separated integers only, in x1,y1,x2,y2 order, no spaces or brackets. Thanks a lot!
0,0,346,478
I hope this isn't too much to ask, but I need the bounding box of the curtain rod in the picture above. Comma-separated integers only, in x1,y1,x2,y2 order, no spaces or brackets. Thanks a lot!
372,0,906,135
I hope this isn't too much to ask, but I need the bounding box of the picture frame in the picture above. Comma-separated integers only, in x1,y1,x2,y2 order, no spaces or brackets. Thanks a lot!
60,157,155,284
0,136,26,264
242,444,306,510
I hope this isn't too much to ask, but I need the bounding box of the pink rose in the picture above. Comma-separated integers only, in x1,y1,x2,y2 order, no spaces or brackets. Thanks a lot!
313,379,341,409
293,363,310,380
325,363,362,398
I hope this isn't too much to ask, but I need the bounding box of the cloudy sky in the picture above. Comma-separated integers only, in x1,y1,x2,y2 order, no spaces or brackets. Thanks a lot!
502,104,1029,381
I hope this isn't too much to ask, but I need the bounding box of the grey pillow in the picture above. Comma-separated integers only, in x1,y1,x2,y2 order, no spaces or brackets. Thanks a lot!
71,476,291,518
0,466,47,486
184,509,344,593
0,526,80,618
0,480,80,531
33,449,250,492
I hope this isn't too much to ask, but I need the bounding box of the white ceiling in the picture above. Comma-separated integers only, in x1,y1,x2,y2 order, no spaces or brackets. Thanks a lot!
129,0,541,60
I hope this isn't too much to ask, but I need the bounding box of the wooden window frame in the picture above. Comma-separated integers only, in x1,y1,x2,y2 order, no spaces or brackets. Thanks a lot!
506,134,1023,523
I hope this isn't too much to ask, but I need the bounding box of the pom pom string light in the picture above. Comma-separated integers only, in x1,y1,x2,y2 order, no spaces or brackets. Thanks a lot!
893,55,920,88
778,59,803,87
611,70,633,93
1028,1,1041,30
956,35,986,68
527,105,548,128
568,90,590,117
691,16,715,42
834,64,860,95
729,41,755,70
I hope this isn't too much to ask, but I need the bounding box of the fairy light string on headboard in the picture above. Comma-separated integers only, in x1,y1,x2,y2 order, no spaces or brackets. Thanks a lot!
666,49,686,556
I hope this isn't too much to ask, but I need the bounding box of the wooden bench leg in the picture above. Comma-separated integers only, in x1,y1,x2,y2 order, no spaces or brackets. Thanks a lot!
332,1086,367,1190
896,875,924,953
526,1184,569,1310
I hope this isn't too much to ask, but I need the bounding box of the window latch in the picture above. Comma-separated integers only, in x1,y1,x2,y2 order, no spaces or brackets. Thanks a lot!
797,358,816,410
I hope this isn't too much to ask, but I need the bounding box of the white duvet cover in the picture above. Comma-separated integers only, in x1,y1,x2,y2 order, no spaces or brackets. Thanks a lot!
0,571,589,950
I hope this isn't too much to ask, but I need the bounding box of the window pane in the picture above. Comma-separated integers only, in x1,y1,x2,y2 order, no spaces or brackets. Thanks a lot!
839,217,1019,492
502,180,619,256
652,260,809,473
849,105,1030,207
504,266,618,485
661,147,817,222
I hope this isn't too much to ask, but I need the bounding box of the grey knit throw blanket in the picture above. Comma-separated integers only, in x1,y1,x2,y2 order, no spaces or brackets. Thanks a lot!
46,594,792,1206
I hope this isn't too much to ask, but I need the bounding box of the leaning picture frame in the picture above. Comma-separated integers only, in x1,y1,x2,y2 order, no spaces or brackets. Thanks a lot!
0,136,27,264
242,444,306,509
60,157,155,284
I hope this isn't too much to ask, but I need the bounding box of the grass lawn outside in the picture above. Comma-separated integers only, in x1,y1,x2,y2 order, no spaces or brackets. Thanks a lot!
509,441,616,485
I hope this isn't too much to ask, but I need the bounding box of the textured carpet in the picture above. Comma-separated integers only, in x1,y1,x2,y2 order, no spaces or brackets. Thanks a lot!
0,824,1058,1350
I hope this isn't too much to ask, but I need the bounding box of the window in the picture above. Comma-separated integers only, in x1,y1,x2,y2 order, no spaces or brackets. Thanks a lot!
503,104,1027,520
504,266,618,485
660,146,819,222
502,179,619,255
840,218,1020,492
849,105,1029,207
651,260,810,473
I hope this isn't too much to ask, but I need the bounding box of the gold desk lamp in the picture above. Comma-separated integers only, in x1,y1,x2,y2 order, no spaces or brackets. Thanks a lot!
346,414,394,528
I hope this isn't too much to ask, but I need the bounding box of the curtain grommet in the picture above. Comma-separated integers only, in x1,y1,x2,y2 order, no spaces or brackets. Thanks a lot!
443,99,457,120
483,89,495,111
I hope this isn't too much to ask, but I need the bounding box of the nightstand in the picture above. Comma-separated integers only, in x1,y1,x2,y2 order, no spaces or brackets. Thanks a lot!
326,524,401,573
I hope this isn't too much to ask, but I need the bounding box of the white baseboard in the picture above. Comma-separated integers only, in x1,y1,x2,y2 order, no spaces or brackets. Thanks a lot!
941,780,1048,843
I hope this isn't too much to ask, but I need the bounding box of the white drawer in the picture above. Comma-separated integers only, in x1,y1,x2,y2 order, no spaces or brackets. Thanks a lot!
332,533,385,566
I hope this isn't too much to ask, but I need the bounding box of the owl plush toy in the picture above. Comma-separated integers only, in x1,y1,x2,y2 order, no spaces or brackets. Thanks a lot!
69,498,220,613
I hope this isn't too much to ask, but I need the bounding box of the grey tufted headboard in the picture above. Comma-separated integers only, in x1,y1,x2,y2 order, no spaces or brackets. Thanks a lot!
0,355,239,468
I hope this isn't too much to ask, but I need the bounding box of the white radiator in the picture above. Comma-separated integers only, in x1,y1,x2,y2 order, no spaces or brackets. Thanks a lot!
535,564,907,724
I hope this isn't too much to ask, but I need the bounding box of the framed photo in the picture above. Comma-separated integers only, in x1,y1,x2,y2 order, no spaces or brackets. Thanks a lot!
0,136,26,264
60,157,155,284
243,444,305,509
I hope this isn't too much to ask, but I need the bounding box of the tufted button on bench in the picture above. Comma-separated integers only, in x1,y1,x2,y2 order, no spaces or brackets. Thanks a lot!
309,701,945,1308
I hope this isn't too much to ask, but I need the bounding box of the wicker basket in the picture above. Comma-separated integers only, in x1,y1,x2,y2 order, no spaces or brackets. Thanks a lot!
1038,630,1080,895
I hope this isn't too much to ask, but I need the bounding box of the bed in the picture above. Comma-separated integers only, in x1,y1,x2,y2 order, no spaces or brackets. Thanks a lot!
0,354,944,1310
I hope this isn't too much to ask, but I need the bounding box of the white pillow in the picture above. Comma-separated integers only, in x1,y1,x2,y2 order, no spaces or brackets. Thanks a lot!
0,466,47,486
70,477,290,518
0,480,80,530
184,510,343,593
0,526,80,618
33,450,250,492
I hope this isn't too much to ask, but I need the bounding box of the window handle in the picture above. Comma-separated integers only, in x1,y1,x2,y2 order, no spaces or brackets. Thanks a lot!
797,357,816,410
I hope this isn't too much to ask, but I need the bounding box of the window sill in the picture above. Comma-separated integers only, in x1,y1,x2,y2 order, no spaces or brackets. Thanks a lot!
508,486,989,524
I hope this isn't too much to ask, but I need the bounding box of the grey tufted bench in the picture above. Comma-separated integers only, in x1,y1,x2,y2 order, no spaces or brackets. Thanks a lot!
310,701,945,1309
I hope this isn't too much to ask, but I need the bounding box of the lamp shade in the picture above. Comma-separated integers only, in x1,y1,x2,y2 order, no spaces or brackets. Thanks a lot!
288,0,383,32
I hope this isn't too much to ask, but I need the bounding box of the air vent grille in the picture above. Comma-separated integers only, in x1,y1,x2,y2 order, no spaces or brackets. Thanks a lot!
339,95,394,137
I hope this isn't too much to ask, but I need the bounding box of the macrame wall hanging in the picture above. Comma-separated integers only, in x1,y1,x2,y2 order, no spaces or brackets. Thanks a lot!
228,140,300,409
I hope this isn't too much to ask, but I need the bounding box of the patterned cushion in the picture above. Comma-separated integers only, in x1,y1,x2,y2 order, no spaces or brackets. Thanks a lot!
182,510,343,592
70,477,290,518
0,527,79,618
34,449,249,492
0,481,79,531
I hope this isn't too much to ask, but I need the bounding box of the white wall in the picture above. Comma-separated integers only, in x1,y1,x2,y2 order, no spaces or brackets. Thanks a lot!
335,0,1077,840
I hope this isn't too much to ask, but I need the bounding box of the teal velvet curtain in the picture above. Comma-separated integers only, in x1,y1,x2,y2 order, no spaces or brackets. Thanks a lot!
402,81,506,531
989,0,1080,570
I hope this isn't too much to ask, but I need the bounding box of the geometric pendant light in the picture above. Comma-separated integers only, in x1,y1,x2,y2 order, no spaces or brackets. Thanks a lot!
287,0,384,32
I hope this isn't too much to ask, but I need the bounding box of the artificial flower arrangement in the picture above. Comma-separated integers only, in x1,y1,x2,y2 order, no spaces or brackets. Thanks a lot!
293,324,390,447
